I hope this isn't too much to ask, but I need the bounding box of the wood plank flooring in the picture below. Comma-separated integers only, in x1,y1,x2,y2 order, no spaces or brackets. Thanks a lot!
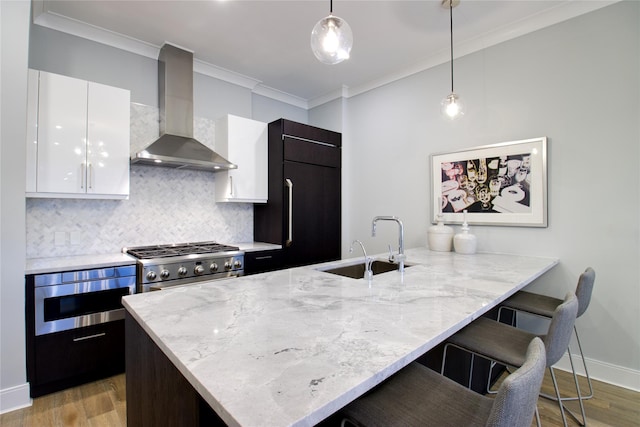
1,369,637,426
0,375,125,427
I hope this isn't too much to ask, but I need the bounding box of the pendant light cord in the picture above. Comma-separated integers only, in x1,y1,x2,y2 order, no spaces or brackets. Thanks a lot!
330,0,333,14
449,0,454,93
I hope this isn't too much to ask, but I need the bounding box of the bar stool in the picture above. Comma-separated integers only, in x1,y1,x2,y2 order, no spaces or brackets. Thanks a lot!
340,338,546,427
441,293,581,427
499,267,595,402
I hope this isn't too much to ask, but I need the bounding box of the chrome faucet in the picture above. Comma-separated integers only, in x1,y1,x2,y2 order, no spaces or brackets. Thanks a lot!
350,239,373,280
371,216,405,273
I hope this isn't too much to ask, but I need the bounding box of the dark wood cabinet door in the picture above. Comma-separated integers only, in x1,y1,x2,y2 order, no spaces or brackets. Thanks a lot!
30,320,125,397
244,249,283,275
254,118,342,268
283,160,341,267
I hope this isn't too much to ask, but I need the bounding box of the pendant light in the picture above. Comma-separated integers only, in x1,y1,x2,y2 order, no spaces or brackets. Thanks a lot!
441,0,464,119
311,0,353,65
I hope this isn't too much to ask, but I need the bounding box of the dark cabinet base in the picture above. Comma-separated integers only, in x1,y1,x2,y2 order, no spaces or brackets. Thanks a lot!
125,312,225,426
28,320,125,397
244,249,283,275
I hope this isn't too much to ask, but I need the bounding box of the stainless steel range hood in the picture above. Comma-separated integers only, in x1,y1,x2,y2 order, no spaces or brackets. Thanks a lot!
131,43,236,171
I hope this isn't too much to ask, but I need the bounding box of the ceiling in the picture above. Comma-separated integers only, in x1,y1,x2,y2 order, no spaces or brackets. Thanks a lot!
32,0,615,107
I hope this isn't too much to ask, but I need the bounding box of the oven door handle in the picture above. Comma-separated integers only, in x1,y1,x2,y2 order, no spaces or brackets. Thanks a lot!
36,277,136,298
285,178,293,247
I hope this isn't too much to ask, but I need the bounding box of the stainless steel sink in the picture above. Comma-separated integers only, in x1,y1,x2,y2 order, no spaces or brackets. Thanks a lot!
320,260,411,279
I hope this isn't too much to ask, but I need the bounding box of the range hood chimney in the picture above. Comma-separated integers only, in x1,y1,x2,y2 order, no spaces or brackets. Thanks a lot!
131,43,236,171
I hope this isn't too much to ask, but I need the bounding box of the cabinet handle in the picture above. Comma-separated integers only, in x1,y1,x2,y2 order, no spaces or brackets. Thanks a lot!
282,134,338,148
73,332,106,342
229,175,234,198
80,163,86,189
285,178,293,247
254,255,273,260
88,163,93,190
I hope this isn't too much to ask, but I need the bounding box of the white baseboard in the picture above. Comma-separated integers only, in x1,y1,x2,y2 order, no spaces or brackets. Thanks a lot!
554,352,640,393
0,383,32,415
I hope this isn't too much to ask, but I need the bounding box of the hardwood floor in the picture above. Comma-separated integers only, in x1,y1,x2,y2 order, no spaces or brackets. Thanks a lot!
1,369,637,426
532,369,640,427
0,375,125,427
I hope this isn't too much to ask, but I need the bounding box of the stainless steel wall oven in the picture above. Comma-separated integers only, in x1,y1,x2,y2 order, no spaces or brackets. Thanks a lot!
34,265,136,336
26,264,136,397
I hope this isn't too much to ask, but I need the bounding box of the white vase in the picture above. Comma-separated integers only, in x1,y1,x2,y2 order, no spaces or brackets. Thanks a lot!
454,212,477,254
427,215,454,252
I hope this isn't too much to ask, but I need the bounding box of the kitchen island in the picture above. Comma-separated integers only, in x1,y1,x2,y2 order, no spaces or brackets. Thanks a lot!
122,247,557,426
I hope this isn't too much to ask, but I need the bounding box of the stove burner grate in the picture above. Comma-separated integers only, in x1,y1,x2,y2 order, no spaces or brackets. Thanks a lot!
126,241,240,259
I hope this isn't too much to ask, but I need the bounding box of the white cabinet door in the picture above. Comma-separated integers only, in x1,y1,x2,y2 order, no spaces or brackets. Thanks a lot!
26,70,130,199
36,71,88,194
215,115,268,203
87,81,130,196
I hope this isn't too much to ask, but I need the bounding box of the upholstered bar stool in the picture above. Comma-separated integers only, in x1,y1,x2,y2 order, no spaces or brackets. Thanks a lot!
340,338,546,427
499,267,595,402
441,293,581,427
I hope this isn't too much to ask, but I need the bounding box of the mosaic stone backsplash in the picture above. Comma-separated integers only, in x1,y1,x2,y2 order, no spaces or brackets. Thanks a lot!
26,104,254,258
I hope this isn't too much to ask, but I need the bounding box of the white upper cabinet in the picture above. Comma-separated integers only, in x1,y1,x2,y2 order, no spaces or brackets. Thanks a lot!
26,70,130,199
86,81,130,197
215,114,268,203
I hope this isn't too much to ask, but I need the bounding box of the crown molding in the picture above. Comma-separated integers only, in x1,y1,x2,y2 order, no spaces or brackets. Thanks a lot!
308,86,349,110
193,59,261,91
252,85,308,110
32,8,160,59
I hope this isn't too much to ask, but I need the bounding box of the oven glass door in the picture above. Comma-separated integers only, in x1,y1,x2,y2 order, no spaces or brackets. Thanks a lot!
35,277,135,336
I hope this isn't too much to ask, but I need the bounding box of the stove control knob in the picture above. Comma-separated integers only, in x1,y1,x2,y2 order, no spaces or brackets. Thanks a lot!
178,267,188,276
146,271,157,281
209,263,219,272
234,260,242,269
224,261,232,270
194,265,205,275
160,270,170,279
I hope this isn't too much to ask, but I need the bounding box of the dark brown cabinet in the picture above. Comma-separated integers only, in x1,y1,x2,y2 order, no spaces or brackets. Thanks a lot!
254,119,341,268
29,321,125,397
25,269,131,397
244,249,283,275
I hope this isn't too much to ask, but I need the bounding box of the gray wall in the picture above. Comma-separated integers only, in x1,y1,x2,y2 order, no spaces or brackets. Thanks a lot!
252,93,308,124
0,0,30,412
342,1,639,385
29,24,158,106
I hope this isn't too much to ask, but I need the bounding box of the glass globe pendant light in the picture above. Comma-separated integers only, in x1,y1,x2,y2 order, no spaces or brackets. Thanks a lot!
311,0,353,65
441,0,464,119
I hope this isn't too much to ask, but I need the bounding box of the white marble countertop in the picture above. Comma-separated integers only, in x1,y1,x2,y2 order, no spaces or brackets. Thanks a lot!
25,253,137,275
122,247,557,427
24,242,280,275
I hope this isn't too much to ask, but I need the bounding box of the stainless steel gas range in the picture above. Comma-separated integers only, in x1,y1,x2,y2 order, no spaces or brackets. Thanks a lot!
124,241,244,292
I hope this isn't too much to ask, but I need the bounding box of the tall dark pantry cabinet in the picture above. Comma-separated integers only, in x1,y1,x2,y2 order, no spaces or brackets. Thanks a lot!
254,119,341,268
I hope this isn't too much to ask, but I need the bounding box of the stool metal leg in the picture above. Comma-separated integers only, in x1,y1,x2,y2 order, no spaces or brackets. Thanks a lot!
573,326,594,399
549,366,570,427
503,307,594,402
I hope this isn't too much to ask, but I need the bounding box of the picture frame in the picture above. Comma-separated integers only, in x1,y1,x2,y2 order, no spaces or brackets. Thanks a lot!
430,137,548,227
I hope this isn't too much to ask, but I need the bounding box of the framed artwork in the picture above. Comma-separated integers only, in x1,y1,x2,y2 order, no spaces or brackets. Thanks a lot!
430,137,547,227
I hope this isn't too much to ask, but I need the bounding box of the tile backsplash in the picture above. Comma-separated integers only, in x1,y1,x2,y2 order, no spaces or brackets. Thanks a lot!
26,103,254,258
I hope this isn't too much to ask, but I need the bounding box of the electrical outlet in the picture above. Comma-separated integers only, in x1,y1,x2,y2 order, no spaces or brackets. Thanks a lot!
70,231,81,245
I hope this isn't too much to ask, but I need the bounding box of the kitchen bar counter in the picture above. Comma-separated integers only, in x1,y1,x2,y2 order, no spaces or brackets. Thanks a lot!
122,247,557,426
